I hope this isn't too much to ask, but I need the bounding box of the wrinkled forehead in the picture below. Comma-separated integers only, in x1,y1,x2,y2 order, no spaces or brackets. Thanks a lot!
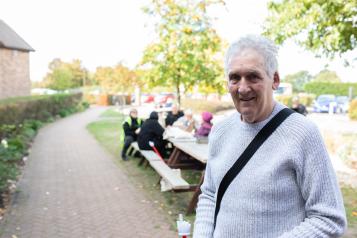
227,49,266,75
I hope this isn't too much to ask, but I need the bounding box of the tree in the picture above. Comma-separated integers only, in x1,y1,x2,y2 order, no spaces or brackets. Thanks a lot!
140,0,225,105
283,70,312,92
43,58,89,90
264,0,357,59
313,69,341,83
94,63,138,94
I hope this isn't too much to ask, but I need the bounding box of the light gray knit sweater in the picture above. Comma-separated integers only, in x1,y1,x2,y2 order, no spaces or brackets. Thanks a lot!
193,102,347,238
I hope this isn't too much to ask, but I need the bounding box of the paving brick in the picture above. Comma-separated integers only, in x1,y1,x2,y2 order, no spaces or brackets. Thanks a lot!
0,107,177,238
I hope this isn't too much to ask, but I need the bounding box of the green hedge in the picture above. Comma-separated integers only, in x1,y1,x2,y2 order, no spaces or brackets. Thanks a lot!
275,94,315,107
0,93,87,199
181,98,235,114
0,93,83,126
304,82,357,96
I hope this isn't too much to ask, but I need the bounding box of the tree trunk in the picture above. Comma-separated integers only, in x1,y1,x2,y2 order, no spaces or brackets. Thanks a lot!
176,80,181,107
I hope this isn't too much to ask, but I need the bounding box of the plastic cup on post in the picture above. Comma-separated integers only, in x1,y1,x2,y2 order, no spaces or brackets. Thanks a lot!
177,214,191,238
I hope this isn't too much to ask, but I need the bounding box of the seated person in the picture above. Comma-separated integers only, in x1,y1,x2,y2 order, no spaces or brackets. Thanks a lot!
121,108,143,161
172,109,199,133
138,111,168,158
195,111,213,137
165,104,184,127
291,97,308,116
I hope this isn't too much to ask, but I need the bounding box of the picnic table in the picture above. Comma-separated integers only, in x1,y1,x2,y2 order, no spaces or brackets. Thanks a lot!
131,126,208,214
164,127,209,214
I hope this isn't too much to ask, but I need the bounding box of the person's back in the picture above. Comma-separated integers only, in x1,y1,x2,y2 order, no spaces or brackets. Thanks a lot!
291,97,308,115
138,111,166,157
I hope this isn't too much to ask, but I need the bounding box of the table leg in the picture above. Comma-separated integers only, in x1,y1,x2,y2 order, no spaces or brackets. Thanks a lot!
186,171,205,215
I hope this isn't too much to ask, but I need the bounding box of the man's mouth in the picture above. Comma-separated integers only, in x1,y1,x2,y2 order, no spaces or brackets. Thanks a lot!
239,97,254,102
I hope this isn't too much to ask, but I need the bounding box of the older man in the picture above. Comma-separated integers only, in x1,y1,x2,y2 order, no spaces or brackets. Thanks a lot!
173,109,200,133
193,35,346,237
165,104,184,127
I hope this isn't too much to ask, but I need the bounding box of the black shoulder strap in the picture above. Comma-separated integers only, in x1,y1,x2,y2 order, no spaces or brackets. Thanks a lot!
213,108,294,229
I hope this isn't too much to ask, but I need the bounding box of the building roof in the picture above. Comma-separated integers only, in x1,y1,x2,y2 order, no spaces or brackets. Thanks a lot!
0,20,34,52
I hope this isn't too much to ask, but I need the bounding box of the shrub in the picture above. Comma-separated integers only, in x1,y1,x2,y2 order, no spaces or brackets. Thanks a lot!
0,93,83,125
298,94,316,107
181,98,234,113
348,99,357,120
304,82,357,96
275,95,293,107
0,93,86,201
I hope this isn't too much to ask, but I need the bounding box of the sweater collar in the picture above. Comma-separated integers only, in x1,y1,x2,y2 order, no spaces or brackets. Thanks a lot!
236,101,287,131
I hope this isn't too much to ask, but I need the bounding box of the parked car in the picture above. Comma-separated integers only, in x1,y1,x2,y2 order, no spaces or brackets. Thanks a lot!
141,94,155,103
336,96,350,113
313,94,337,113
155,92,175,107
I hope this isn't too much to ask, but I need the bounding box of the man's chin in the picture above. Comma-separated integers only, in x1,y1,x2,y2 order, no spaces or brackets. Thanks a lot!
239,111,256,123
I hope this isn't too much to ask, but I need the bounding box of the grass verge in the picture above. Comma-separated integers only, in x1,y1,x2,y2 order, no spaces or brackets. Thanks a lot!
86,109,200,229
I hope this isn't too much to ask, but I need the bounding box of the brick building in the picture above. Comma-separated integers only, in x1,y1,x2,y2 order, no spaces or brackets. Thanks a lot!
0,20,34,100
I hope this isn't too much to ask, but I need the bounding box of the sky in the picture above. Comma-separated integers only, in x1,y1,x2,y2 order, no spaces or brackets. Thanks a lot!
1,0,356,82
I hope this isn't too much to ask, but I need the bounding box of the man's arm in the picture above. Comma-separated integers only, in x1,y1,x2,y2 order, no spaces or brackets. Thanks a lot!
123,122,136,137
279,124,346,238
193,164,216,238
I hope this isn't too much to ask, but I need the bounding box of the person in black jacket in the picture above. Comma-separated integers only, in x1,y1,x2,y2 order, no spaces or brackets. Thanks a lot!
121,108,143,160
291,97,308,116
138,111,168,158
165,104,184,127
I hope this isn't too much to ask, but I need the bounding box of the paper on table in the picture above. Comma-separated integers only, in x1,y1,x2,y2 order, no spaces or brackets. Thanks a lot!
164,126,196,141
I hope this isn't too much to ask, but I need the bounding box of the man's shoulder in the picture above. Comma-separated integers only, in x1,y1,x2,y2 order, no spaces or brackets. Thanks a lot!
211,113,238,136
284,112,320,137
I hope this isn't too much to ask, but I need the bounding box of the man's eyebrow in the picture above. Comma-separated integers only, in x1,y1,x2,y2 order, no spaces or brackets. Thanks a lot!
246,69,261,75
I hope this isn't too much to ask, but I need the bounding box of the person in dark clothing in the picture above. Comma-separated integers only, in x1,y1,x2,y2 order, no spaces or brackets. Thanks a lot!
291,97,308,116
165,104,184,127
121,108,143,160
138,111,168,158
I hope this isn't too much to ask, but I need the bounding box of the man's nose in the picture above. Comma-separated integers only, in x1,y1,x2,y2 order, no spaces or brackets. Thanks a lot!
238,78,250,94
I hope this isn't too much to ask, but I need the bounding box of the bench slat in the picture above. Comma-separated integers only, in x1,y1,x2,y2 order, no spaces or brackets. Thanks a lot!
150,161,190,189
140,150,162,162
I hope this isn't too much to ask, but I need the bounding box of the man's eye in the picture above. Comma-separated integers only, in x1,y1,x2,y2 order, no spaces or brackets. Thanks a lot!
247,74,259,80
229,74,240,81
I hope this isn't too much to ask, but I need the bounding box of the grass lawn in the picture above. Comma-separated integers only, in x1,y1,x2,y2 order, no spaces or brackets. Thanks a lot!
87,108,357,236
87,109,200,229
341,186,357,237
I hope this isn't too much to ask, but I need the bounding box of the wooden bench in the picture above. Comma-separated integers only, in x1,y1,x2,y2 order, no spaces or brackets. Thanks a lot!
127,141,140,157
135,149,191,191
150,160,190,190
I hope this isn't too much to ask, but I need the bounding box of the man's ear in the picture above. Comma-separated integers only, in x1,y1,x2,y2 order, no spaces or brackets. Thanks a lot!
272,72,280,90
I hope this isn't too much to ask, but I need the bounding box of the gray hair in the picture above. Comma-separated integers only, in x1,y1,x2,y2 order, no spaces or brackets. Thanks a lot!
224,35,279,78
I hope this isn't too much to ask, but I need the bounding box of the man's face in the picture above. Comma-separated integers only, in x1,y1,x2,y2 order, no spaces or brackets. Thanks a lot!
227,49,279,123
172,105,178,114
130,110,138,118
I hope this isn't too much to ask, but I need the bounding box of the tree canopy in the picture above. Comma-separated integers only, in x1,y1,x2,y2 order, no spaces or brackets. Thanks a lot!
264,0,357,59
283,70,312,92
312,69,341,83
140,0,225,104
94,63,138,94
42,59,89,90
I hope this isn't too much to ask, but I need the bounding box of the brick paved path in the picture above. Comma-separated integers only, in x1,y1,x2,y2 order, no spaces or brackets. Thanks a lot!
0,107,177,238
